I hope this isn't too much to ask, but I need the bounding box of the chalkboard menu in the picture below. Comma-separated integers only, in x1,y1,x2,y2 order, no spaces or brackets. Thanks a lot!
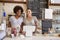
42,20,52,34
27,0,48,19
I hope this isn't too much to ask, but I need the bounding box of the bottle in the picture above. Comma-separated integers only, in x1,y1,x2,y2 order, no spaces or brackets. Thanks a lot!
2,8,6,31
2,8,6,20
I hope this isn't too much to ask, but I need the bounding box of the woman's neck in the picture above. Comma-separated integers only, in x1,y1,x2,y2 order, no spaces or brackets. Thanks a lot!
15,15,20,19
27,16,32,21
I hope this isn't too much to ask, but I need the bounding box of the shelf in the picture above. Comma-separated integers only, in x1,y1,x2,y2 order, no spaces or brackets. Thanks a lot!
53,10,60,15
52,20,60,24
0,0,27,4
53,13,60,15
40,2,47,4
49,4,60,6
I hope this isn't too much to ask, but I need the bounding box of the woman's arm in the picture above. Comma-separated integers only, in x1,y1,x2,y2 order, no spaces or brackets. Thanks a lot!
8,21,11,27
33,16,39,32
34,16,39,27
20,22,25,33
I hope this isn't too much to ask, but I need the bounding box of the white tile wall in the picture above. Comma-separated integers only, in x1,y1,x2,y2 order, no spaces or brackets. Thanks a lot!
3,3,27,15
0,3,3,24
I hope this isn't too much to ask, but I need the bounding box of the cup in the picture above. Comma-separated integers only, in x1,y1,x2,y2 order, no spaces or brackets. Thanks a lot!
11,34,14,38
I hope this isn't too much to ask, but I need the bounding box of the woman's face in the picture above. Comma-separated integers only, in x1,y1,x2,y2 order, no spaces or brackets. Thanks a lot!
27,9,32,17
16,10,21,17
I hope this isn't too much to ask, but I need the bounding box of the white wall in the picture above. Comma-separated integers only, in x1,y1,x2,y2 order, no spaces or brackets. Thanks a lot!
0,3,27,15
0,3,3,24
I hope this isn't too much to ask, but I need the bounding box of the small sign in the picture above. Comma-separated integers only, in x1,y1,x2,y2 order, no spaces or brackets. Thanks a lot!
23,26,35,36
45,9,53,19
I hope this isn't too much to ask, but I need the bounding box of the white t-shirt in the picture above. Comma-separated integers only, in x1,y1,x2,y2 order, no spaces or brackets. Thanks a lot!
9,16,23,28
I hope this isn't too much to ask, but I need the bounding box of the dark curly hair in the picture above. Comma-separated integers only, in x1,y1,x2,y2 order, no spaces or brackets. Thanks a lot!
13,6,23,14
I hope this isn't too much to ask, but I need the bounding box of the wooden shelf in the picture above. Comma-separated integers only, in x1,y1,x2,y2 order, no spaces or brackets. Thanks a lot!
0,0,27,4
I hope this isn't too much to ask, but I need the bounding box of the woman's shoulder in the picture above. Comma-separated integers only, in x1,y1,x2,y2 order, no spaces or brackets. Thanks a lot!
20,16,23,18
10,16,15,19
9,16,15,21
32,16,38,21
9,16,16,21
19,16,24,20
32,16,37,19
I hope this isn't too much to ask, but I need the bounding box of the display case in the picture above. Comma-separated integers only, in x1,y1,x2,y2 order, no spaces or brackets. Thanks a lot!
52,9,60,28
